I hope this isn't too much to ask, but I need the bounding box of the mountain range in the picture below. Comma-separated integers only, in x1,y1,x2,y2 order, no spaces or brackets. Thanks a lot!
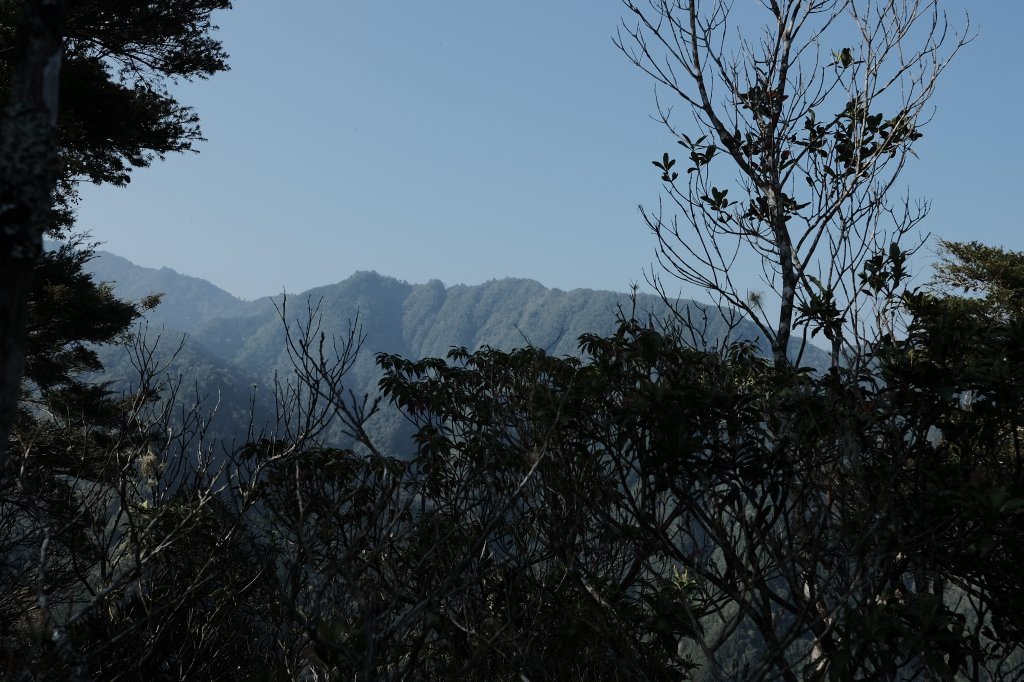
83,250,827,455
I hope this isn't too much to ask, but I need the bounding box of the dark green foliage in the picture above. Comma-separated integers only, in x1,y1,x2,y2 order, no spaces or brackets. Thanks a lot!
5,243,1024,678
0,3,253,677
24,239,150,396
370,298,1023,679
2,0,232,444
933,240,1024,319
239,276,1017,679
14,239,155,484
0,0,231,231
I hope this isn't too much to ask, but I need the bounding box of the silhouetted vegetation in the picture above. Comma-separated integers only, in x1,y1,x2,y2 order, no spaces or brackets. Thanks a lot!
3,1,1022,680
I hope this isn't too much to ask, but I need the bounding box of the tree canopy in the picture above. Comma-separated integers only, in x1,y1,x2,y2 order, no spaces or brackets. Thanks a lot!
0,0,230,231
0,0,230,469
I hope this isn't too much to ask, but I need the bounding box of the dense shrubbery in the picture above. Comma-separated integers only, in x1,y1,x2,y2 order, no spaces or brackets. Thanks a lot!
4,242,1024,679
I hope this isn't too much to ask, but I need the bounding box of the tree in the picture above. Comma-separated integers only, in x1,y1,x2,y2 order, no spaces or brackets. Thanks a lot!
0,0,68,471
864,244,1024,679
0,2,238,675
0,0,230,472
931,239,1024,319
616,0,968,370
1,316,279,678
367,293,1024,679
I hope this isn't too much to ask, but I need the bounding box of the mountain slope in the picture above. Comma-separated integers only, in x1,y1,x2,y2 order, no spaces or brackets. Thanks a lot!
86,250,261,333
83,251,828,454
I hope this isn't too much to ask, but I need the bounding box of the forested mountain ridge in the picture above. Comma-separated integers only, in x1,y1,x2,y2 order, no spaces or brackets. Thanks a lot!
83,249,828,451
83,249,260,332
86,248,827,361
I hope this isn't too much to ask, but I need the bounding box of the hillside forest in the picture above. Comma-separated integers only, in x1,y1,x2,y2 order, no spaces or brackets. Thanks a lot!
2,1,1024,680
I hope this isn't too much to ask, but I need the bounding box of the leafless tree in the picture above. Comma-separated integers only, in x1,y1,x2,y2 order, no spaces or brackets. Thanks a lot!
1,321,274,679
617,0,969,369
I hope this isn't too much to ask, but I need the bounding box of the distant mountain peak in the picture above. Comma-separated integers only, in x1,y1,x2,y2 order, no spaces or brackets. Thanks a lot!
84,248,830,454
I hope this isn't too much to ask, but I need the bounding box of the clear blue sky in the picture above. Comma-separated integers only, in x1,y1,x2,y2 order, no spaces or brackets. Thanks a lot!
75,1,1021,302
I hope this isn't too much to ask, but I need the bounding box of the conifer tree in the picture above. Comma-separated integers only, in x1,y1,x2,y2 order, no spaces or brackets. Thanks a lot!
0,0,230,469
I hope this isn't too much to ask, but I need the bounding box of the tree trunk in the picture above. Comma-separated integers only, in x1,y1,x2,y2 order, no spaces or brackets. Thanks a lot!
0,0,67,475
772,194,797,371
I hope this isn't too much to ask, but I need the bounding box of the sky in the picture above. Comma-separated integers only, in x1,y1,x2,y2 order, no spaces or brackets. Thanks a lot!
75,1,1022,302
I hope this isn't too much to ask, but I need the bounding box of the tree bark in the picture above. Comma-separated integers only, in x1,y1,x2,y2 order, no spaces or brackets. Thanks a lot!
0,0,67,475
